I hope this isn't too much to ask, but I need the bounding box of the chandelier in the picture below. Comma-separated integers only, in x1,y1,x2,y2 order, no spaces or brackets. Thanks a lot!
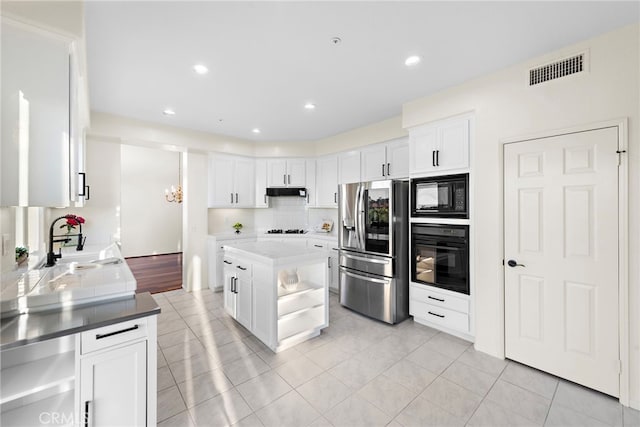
165,153,183,203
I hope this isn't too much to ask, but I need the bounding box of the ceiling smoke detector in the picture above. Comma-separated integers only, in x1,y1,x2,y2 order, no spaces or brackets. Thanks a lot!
330,37,342,45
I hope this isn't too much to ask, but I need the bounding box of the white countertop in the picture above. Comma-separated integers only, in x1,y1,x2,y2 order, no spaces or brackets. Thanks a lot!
209,231,337,243
223,241,330,266
1,243,136,316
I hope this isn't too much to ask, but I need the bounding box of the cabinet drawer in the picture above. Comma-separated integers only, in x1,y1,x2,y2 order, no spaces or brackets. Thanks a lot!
81,318,148,354
410,285,469,314
410,300,469,333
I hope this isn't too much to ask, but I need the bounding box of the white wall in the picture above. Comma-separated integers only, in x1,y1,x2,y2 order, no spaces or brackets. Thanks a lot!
120,145,182,257
0,207,16,274
183,152,208,291
403,24,640,407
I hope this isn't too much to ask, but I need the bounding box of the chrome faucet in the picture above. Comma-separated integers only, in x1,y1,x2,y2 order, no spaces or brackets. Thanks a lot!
46,215,85,267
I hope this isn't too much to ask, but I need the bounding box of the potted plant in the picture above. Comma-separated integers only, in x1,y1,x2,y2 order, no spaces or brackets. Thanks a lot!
233,222,243,234
15,246,28,265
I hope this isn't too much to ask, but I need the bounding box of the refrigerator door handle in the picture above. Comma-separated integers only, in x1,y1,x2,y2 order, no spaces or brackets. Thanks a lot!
356,184,366,250
342,269,390,285
342,252,390,264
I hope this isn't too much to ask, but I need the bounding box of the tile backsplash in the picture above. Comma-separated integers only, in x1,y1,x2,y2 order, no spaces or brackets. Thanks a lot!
208,197,338,236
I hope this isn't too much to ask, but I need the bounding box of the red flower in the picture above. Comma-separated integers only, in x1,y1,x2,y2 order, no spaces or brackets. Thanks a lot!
77,216,85,224
67,218,79,226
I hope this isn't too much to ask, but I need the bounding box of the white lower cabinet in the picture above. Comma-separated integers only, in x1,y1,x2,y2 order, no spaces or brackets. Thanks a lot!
223,257,252,329
79,341,146,426
410,283,472,340
0,315,157,427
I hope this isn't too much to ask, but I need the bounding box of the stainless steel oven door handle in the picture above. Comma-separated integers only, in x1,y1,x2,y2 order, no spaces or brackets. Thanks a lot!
342,252,390,264
342,269,389,284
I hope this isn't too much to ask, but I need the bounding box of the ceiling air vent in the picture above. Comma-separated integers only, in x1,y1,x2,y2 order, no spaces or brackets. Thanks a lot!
529,53,585,86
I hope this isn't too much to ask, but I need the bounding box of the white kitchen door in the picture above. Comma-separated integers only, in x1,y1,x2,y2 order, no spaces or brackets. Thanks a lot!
504,126,620,397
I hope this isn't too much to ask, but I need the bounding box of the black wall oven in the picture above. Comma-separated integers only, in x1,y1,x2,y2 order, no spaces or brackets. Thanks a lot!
411,223,469,295
411,173,468,218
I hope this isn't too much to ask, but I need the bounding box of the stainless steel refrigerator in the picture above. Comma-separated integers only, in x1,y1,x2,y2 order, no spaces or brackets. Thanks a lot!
338,180,409,324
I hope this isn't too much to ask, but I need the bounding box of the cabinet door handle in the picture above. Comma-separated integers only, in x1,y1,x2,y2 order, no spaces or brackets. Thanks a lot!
288,174,291,184
428,295,445,302
307,194,309,203
78,172,87,196
387,163,391,176
328,257,331,268
428,311,445,318
230,193,234,203
223,260,232,264
284,174,286,185
432,151,436,167
85,185,91,200
237,266,247,271
235,193,238,203
84,400,90,427
234,277,239,293
334,192,337,203
381,164,385,176
264,194,267,204
314,244,323,248
96,324,139,340
436,150,440,166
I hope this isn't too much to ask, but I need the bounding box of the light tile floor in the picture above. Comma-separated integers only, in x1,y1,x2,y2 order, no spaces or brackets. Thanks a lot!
153,289,640,427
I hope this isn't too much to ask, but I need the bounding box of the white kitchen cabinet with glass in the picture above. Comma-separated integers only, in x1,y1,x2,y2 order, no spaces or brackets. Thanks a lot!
208,153,256,208
409,115,471,175
1,18,89,208
267,158,306,187
360,137,409,181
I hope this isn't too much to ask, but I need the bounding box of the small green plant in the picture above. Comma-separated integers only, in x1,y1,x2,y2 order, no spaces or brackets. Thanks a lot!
15,246,28,262
232,222,243,233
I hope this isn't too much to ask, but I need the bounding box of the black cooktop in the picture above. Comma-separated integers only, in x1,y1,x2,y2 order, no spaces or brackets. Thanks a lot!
266,229,307,234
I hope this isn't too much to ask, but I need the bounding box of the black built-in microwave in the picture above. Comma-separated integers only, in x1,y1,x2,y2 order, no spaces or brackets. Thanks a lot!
411,173,468,218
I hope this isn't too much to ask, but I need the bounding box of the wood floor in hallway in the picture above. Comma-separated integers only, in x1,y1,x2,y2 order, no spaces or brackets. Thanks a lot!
127,253,182,294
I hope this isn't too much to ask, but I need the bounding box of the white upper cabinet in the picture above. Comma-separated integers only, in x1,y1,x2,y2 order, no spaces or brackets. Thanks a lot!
255,159,269,208
208,153,255,208
316,155,338,207
360,137,409,181
305,159,317,206
1,21,70,207
338,151,361,184
409,115,470,175
267,159,306,187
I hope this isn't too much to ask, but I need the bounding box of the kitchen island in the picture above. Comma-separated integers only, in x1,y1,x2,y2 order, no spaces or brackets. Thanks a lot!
223,241,329,352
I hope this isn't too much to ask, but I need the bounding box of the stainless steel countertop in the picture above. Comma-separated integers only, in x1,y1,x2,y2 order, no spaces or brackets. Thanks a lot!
0,292,160,350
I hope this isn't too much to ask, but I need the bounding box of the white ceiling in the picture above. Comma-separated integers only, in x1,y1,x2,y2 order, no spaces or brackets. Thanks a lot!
85,1,639,142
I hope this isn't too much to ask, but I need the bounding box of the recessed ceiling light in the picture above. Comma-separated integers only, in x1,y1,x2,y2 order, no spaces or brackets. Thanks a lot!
252,128,261,134
405,55,421,67
304,103,316,110
193,64,208,75
163,109,176,116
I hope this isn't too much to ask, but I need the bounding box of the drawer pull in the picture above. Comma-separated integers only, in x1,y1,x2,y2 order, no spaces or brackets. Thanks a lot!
237,266,247,271
314,244,323,248
96,324,139,340
428,311,445,318
223,260,232,264
428,295,445,302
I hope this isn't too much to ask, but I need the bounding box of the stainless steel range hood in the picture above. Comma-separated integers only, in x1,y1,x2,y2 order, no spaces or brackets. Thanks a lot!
266,187,307,197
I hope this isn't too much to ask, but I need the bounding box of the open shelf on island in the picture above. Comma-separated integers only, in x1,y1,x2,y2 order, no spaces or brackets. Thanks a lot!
277,280,322,299
278,290,324,319
1,389,75,426
278,305,325,342
0,351,75,405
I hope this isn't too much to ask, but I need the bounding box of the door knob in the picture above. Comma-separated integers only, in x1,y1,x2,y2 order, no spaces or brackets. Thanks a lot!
507,259,525,268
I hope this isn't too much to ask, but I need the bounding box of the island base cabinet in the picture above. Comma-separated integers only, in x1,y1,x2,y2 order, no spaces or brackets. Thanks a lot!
79,341,147,427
